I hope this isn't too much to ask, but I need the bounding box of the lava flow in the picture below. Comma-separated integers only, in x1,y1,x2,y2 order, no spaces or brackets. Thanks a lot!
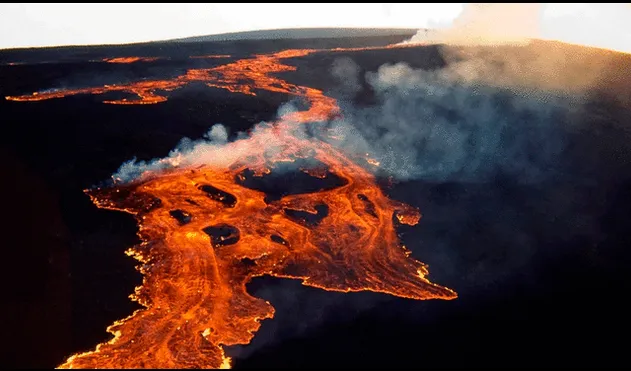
8,46,456,369
4,44,413,106
104,57,161,63
4,50,337,108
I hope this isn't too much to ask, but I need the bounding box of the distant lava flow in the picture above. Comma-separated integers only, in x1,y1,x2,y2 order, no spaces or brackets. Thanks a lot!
6,51,328,105
4,45,416,106
104,57,161,63
9,46,456,369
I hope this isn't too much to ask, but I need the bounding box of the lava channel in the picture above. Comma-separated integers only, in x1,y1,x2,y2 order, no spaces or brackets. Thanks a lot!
8,45,456,369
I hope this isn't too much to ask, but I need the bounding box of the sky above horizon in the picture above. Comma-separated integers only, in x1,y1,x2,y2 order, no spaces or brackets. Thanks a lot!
0,3,464,49
0,3,630,53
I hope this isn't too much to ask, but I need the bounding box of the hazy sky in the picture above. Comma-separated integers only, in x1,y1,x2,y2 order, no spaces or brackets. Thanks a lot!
0,3,464,49
1,3,630,52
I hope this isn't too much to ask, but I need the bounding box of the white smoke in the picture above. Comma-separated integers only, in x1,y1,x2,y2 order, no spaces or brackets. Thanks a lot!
403,3,631,54
112,104,306,183
113,52,584,186
403,3,542,46
113,122,235,182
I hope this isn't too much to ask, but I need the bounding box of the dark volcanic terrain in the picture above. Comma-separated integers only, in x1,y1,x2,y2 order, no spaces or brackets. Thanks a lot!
1,31,631,368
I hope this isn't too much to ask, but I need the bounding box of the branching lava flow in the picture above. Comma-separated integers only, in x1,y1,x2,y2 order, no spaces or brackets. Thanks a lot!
6,44,456,369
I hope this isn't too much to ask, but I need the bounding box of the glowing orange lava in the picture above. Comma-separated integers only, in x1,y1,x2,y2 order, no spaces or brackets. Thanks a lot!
104,57,161,63
7,44,456,369
4,45,413,106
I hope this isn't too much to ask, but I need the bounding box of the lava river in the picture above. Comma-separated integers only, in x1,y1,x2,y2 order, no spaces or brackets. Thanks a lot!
6,45,457,369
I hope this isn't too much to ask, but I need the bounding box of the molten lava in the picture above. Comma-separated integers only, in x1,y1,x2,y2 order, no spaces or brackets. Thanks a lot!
104,57,161,63
4,45,412,106
6,46,456,369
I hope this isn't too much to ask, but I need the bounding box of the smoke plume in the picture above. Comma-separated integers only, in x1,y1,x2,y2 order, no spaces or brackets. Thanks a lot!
323,55,582,185
114,122,230,182
112,46,594,189
403,3,631,54
110,3,630,184
403,3,542,46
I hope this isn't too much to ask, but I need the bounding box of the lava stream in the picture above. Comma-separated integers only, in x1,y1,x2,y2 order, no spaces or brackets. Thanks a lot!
104,57,161,63
4,44,413,106
7,45,456,369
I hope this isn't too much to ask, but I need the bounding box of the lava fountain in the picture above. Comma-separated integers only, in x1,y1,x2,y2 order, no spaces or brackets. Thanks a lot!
6,45,457,369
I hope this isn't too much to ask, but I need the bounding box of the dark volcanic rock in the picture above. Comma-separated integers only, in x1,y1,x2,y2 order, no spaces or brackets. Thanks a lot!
1,34,631,369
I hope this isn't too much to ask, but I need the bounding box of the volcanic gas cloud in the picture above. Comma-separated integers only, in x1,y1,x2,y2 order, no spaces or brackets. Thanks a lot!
6,45,456,369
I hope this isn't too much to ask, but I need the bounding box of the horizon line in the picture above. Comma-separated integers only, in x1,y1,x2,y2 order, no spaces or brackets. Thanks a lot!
0,27,420,52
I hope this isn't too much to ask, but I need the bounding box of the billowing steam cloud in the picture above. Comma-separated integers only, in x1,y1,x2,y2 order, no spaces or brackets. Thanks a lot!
115,122,231,182
111,3,629,185
323,57,580,184
403,3,631,54
113,50,583,186
403,3,542,46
